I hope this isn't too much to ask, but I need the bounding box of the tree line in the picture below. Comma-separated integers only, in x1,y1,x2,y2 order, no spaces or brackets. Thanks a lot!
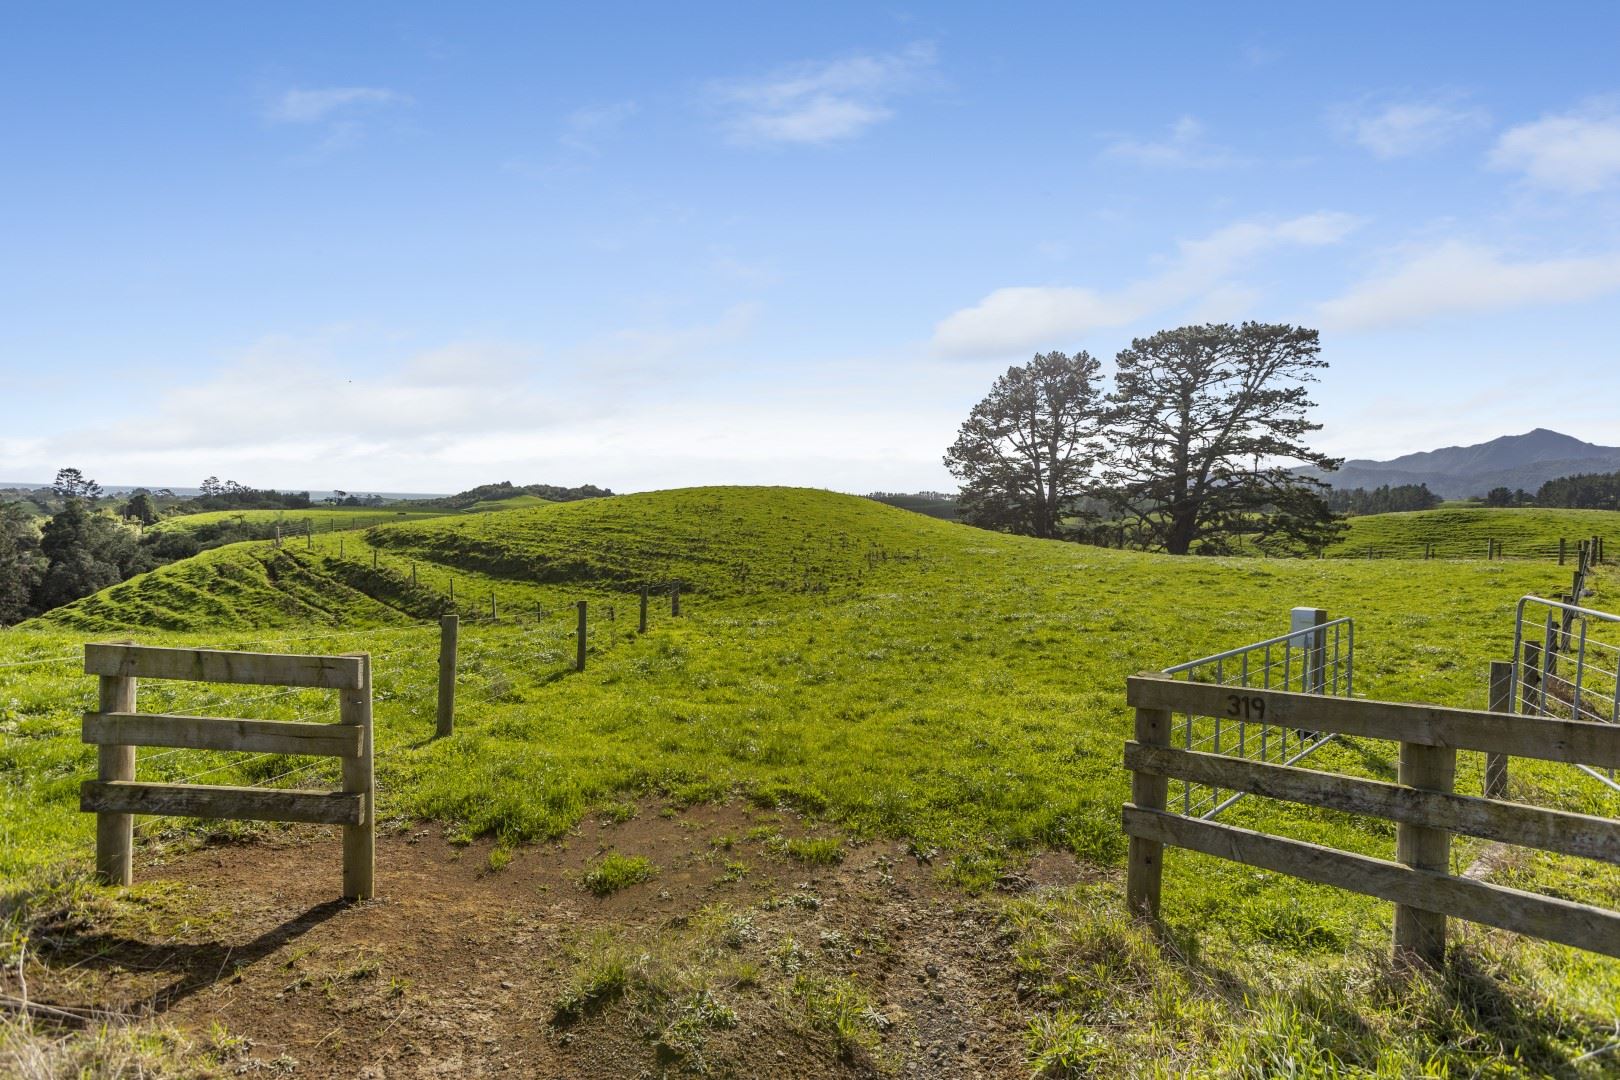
0,469,618,625
2,468,334,624
1323,484,1442,516
1528,471,1620,510
415,480,614,510
944,322,1343,555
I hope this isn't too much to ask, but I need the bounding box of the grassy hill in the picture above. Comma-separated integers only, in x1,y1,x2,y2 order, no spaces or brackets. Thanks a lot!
1329,506,1620,559
5,487,1619,1074
459,492,552,513
149,505,450,535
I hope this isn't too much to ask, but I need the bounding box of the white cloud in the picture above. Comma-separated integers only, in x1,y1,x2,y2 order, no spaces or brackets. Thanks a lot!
1101,116,1238,169
265,87,408,124
1490,100,1620,193
1316,240,1620,331
6,325,984,494
931,212,1361,358
711,42,936,145
1336,97,1489,158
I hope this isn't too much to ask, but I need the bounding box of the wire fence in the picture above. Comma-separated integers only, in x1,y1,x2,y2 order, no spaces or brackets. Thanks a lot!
1328,535,1611,563
1159,612,1355,820
0,585,680,843
1511,595,1620,794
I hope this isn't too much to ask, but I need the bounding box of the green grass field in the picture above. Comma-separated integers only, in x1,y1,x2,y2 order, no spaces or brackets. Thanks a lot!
1329,506,1620,560
5,487,1620,1074
148,505,451,535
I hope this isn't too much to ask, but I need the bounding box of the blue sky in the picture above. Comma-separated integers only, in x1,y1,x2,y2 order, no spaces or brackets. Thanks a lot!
4,2,1620,494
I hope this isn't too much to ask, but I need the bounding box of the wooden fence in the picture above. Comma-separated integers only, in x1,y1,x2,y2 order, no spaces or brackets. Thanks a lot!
1123,674,1620,966
80,642,374,900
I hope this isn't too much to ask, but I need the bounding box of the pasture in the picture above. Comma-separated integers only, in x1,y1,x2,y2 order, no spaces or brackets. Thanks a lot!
4,489,1620,1076
1328,506,1620,560
148,506,452,536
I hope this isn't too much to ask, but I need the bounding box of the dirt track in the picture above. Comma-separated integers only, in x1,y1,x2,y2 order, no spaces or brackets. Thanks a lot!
23,804,1087,1077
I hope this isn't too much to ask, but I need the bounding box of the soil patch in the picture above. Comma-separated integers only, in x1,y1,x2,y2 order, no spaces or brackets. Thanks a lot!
21,803,1092,1077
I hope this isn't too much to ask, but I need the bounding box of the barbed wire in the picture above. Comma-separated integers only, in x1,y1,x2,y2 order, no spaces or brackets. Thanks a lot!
0,654,79,671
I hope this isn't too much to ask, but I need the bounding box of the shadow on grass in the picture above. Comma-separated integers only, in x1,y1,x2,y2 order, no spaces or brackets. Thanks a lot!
31,897,350,1018
1160,923,1609,1078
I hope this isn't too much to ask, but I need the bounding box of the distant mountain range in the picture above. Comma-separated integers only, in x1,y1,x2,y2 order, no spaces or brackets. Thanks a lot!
1302,429,1620,499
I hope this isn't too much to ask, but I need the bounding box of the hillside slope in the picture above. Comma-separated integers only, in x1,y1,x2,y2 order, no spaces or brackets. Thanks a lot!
1327,506,1620,559
149,506,448,535
33,487,977,631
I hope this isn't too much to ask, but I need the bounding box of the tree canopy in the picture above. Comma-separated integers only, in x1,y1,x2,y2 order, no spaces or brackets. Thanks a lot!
0,502,43,625
1101,323,1341,554
943,323,1342,554
1535,470,1620,509
1323,483,1441,516
51,467,101,502
943,350,1106,539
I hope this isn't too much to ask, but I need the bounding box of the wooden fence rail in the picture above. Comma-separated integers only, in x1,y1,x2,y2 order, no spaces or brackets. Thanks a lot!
80,642,374,900
1123,674,1620,965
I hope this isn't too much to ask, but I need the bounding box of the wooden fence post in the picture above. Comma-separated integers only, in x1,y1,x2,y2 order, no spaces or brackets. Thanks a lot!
340,654,374,900
94,665,137,886
639,585,649,634
1392,738,1455,966
1521,643,1542,716
437,615,458,737
1559,538,1567,565
576,601,588,672
1486,661,1512,799
490,591,497,620
1125,705,1171,921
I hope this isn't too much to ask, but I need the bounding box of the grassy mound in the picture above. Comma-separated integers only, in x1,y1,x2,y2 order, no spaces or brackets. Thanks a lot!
364,485,964,598
24,544,427,632
149,506,449,535
1329,507,1620,560
460,493,552,512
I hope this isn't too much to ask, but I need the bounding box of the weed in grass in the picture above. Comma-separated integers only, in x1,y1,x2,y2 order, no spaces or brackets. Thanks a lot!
782,837,843,865
485,846,513,874
600,801,637,825
581,853,657,896
718,912,756,948
788,972,885,1060
346,957,381,980
554,948,635,1021
772,935,805,974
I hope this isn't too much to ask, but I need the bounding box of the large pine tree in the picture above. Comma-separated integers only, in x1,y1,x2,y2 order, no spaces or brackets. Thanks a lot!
943,350,1106,539
1103,323,1341,555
